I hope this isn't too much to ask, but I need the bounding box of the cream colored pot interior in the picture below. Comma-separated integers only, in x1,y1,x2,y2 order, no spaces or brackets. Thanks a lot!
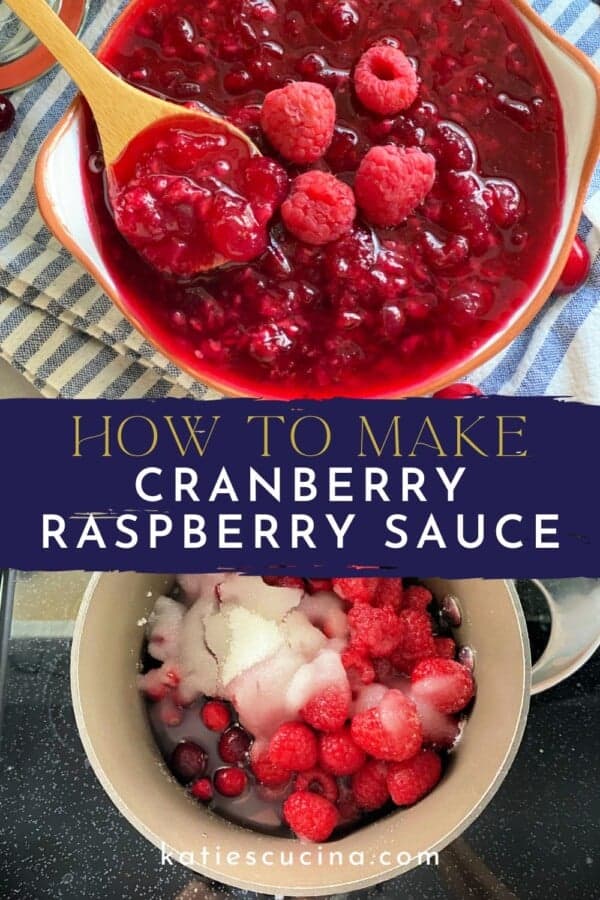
71,574,530,897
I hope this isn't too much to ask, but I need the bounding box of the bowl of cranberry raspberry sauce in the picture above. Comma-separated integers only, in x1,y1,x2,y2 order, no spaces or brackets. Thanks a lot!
39,0,600,397
71,573,530,895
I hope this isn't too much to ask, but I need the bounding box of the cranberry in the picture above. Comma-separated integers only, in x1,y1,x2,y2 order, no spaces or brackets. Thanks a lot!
380,304,406,338
218,725,253,763
190,777,214,801
434,383,483,398
201,699,232,731
484,179,524,228
433,121,476,170
242,157,289,217
555,236,590,294
296,51,327,80
325,1,360,39
422,232,469,270
214,767,248,797
162,15,197,57
0,95,15,134
208,193,267,261
171,741,208,783
444,282,493,324
224,68,253,93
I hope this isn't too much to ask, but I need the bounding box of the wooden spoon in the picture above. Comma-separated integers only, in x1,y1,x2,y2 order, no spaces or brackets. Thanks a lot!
5,0,261,272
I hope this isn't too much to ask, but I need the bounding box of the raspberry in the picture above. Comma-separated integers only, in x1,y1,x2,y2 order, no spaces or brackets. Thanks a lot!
201,699,231,732
269,722,319,772
281,172,356,245
403,585,432,612
433,383,483,399
355,145,436,227
351,760,390,810
350,690,422,762
387,750,442,806
250,752,291,787
283,790,339,842
341,648,375,685
354,45,418,115
171,741,208,783
434,637,457,659
307,578,333,594
190,777,213,802
294,768,339,804
319,727,366,776
390,609,436,673
218,725,252,763
302,685,350,733
411,658,475,714
214,767,248,797
262,575,305,589
348,604,404,658
260,81,336,164
332,578,378,605
373,577,403,610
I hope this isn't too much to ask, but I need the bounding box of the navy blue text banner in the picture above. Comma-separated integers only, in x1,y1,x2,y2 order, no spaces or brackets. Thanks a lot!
0,397,596,575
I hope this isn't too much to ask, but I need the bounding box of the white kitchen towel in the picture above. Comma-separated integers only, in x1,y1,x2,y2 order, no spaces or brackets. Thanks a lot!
0,0,598,400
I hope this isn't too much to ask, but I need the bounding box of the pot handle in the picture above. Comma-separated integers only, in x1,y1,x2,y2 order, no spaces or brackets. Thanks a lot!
526,579,600,694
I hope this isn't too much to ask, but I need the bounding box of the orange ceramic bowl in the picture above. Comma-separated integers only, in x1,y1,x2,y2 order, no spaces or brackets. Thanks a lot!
35,0,600,398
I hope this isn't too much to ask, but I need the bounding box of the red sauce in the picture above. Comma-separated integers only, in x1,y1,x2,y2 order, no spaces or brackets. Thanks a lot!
81,0,565,397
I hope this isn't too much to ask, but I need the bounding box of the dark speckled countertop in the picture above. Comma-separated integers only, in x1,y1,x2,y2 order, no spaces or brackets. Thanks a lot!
0,636,598,900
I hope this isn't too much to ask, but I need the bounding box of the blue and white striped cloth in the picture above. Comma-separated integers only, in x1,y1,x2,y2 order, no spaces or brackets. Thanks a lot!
0,0,598,400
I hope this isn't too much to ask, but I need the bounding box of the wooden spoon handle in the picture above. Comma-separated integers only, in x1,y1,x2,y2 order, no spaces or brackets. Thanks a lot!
3,0,118,106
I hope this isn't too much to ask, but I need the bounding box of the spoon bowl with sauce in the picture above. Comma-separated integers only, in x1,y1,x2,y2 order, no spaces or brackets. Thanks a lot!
4,0,286,276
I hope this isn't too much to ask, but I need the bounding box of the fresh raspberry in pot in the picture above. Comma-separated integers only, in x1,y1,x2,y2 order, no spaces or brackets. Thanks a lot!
319,727,366,776
201,699,231,732
434,636,457,660
262,575,305,589
350,690,422,761
283,790,339,842
347,604,404,658
250,752,291,788
307,578,334,594
260,81,336,164
281,171,356,245
352,759,390,810
355,145,436,227
403,585,433,612
332,577,378,605
341,648,376,685
354,44,418,115
387,750,442,806
302,684,350,733
391,609,436,673
269,722,319,772
294,768,340,804
411,657,475,714
373,577,403,610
